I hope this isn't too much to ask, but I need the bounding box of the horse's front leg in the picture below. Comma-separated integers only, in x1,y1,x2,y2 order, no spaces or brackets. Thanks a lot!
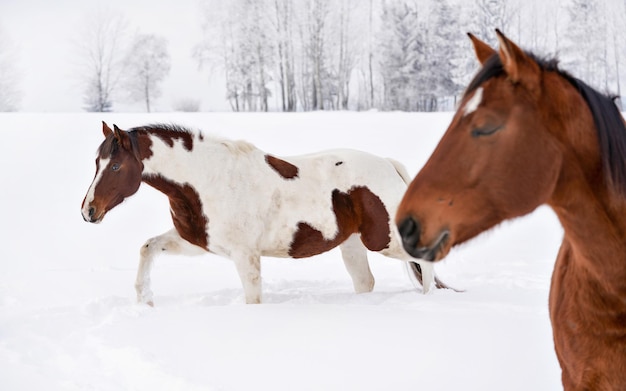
231,252,262,304
136,228,205,306
340,234,375,293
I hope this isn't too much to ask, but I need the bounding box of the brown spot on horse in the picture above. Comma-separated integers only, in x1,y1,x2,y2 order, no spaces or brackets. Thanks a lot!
265,154,299,179
289,186,390,258
143,174,209,250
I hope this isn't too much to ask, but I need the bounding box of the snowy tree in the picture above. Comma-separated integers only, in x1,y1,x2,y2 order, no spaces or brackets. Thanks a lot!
192,0,626,112
333,0,359,109
0,26,21,112
123,34,171,112
378,1,421,111
297,0,333,110
473,0,518,48
424,0,465,110
196,0,273,112
75,7,129,112
271,0,297,111
562,0,608,90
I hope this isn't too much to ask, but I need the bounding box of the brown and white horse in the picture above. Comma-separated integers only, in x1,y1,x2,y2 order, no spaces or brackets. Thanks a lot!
82,122,447,305
396,30,626,390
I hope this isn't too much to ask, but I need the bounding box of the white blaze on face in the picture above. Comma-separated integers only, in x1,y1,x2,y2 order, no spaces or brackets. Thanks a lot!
463,87,483,116
81,157,110,220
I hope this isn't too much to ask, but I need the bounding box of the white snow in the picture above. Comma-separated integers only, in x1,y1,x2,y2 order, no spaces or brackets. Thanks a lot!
0,112,563,390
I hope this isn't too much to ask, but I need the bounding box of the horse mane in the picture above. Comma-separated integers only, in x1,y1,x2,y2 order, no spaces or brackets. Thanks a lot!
465,53,626,196
131,123,192,135
130,123,257,156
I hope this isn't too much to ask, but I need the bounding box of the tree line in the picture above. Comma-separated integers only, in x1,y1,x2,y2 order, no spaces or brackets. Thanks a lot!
0,0,624,112
194,0,626,112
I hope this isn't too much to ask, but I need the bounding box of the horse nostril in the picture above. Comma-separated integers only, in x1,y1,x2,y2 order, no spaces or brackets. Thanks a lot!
88,207,95,219
398,216,420,249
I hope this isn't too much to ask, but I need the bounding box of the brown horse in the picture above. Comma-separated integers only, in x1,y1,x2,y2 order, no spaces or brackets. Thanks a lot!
396,30,626,390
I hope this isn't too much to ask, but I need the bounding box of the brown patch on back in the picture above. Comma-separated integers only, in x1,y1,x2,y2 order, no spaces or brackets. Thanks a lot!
143,174,209,250
265,155,299,179
288,186,390,258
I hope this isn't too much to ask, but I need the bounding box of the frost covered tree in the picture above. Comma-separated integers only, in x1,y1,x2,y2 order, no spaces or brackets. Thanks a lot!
378,1,421,111
299,0,332,110
424,0,465,110
562,0,609,91
75,7,129,112
196,0,273,112
123,34,171,112
193,0,626,112
473,0,517,47
271,0,297,111
0,26,21,112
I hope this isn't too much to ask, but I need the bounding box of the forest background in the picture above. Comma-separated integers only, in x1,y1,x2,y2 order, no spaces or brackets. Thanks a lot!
0,0,623,112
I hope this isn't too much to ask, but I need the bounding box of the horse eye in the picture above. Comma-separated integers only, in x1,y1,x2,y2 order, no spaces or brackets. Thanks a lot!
471,125,503,138
111,163,121,171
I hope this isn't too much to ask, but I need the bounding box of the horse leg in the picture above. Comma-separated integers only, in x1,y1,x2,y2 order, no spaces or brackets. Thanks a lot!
340,234,375,293
380,242,437,293
136,228,205,306
413,260,435,293
232,253,262,304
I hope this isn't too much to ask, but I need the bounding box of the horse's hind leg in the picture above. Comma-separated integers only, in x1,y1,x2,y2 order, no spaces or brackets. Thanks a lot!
408,260,435,293
231,252,262,304
136,228,205,306
340,234,375,293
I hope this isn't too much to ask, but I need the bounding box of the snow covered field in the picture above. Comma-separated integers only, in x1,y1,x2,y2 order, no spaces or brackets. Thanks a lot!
0,112,563,390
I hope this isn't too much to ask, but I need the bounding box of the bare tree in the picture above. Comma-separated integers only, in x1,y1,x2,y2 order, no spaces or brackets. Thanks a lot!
124,34,171,112
474,0,519,48
75,7,129,112
562,0,608,90
195,0,273,112
0,26,21,111
271,0,297,111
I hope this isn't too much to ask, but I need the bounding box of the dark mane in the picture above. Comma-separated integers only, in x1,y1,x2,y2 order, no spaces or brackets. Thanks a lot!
97,124,193,158
571,78,626,195
130,123,193,135
465,52,626,195
130,123,195,151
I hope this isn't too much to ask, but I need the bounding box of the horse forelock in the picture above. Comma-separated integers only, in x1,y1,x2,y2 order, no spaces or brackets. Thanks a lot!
97,129,145,162
97,133,119,159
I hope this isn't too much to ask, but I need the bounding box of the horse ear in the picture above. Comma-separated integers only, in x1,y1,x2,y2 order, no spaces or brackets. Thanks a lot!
102,121,113,138
468,32,496,65
113,124,133,151
495,29,540,88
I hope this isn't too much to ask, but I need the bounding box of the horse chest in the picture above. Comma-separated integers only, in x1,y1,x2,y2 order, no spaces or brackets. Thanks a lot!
144,175,209,250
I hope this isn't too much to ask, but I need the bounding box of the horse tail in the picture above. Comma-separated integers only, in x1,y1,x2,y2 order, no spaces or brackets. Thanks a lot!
387,158,412,185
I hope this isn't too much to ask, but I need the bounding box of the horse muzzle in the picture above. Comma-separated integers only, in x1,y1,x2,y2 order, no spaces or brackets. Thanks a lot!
81,205,104,224
397,217,450,262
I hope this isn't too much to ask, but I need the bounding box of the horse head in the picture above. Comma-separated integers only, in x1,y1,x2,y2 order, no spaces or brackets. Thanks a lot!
395,30,575,261
81,122,144,223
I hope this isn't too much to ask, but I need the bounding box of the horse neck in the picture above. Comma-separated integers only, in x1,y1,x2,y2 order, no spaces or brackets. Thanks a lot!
138,130,261,202
548,111,626,295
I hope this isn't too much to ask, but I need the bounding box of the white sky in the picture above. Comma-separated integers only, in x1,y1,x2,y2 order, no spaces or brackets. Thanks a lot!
1,0,228,112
